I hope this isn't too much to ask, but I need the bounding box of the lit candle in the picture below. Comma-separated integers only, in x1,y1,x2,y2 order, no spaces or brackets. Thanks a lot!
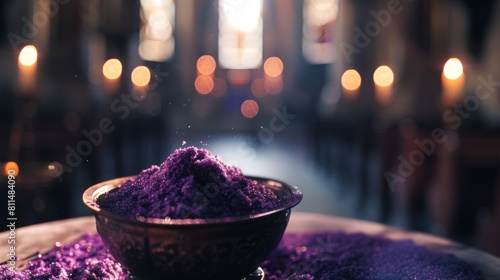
18,45,38,94
442,58,464,108
263,57,284,95
131,66,151,89
4,161,19,176
341,69,361,101
373,65,394,106
102,58,122,94
131,65,151,99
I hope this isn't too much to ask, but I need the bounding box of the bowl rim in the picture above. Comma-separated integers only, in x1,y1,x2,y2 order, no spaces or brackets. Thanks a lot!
82,175,302,226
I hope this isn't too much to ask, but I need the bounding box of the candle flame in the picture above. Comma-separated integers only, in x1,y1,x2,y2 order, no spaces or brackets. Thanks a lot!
19,45,37,66
373,65,394,87
4,161,19,176
197,55,216,76
341,69,361,91
131,66,151,87
443,58,463,80
102,59,123,80
264,57,284,78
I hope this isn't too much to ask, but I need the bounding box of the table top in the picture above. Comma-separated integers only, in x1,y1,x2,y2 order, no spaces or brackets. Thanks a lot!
1,212,499,279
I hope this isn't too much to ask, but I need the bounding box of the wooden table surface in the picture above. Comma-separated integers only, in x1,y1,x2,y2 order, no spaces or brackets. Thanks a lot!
1,212,499,279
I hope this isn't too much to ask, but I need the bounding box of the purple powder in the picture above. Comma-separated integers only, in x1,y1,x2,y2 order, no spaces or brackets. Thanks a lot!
262,232,484,280
99,147,286,219
1,232,484,279
0,234,128,279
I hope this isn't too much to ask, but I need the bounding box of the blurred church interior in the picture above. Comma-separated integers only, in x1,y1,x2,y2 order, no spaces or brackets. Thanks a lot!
1,0,500,257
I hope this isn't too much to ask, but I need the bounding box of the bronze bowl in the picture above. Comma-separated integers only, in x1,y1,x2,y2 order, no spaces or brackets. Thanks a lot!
82,176,302,279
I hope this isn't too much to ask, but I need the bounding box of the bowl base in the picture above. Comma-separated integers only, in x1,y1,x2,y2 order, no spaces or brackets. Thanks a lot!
126,267,265,280
244,267,265,280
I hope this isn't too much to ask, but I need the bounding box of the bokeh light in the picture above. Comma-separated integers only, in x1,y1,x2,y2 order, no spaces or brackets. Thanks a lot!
373,65,394,87
195,75,214,95
220,0,262,32
4,161,19,176
241,99,259,118
139,0,175,62
443,58,463,80
48,163,56,172
131,66,151,87
219,0,263,69
341,69,361,91
19,45,37,66
197,55,216,75
304,0,339,27
102,59,122,80
264,57,284,78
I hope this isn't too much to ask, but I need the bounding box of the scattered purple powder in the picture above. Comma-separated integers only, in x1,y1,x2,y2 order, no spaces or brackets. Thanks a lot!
99,147,288,219
262,232,484,280
1,232,484,279
0,234,128,280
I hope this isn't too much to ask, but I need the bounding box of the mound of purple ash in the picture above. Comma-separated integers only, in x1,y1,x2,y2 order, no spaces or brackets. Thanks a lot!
99,147,297,219
262,232,484,280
